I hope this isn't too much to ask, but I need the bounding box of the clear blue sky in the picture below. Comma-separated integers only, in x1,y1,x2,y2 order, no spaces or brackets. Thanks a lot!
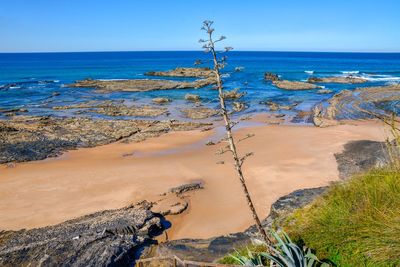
1,0,399,52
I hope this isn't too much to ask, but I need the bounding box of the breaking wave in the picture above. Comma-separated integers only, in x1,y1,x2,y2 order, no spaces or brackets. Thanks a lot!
341,71,359,74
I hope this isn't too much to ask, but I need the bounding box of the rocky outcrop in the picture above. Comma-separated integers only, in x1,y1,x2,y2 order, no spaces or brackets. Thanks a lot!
222,89,245,99
273,80,318,90
184,94,201,102
181,108,219,120
264,72,319,90
308,76,367,84
145,67,215,79
53,101,168,117
0,201,165,267
52,100,123,110
67,77,215,92
168,182,203,194
312,84,400,127
0,108,28,117
152,182,204,216
334,140,388,179
317,89,333,94
0,116,211,163
152,97,171,104
92,105,168,117
264,72,280,82
264,101,298,111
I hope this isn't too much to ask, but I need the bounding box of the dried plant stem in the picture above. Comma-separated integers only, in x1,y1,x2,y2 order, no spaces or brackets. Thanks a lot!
205,26,271,245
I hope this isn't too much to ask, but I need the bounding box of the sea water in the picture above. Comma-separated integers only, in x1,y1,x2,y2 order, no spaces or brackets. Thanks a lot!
0,51,399,121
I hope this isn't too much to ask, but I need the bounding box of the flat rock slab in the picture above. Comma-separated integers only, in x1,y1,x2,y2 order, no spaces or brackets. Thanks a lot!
181,108,219,120
312,84,400,127
273,80,318,90
145,67,216,79
68,77,215,92
0,201,164,267
308,76,367,84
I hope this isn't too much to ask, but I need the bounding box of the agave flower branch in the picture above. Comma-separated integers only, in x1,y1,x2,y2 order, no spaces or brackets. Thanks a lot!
200,20,272,246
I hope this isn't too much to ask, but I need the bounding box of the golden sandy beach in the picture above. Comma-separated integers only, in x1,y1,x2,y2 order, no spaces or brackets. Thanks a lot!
0,119,387,240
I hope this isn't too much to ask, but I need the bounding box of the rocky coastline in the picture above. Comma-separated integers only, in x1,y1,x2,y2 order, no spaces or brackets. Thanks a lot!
312,84,400,127
0,116,211,164
0,201,165,267
307,76,367,84
264,72,319,90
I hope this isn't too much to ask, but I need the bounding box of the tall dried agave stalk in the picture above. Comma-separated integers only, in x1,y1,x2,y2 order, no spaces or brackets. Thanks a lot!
199,20,271,245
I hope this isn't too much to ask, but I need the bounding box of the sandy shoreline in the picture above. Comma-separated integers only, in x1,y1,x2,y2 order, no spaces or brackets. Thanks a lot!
0,118,387,239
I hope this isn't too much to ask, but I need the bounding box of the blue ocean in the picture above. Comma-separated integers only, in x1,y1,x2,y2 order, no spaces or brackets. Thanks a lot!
1,51,400,121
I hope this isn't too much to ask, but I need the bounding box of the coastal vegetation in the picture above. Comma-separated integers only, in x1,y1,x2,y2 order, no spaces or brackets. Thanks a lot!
284,167,400,266
219,165,400,266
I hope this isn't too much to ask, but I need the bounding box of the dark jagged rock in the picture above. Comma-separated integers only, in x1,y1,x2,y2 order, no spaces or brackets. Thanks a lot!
156,233,251,263
168,182,203,194
334,140,388,179
222,89,246,99
0,116,212,163
264,72,318,90
0,201,165,267
307,76,367,84
264,72,280,82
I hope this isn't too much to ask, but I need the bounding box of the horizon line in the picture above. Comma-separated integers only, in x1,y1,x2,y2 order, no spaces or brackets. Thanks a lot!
1,49,400,54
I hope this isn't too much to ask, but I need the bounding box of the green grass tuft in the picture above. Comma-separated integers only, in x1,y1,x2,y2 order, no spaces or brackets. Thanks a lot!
284,167,400,267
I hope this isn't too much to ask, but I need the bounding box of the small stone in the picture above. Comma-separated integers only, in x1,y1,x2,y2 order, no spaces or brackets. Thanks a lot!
185,94,201,102
317,89,333,94
152,97,171,104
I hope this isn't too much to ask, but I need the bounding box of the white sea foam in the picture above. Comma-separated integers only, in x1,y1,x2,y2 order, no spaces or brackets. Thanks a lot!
98,79,129,81
221,73,231,78
359,73,400,82
305,70,314,74
341,71,359,74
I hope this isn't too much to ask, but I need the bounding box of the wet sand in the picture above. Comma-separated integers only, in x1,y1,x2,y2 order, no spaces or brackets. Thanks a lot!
0,119,387,239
